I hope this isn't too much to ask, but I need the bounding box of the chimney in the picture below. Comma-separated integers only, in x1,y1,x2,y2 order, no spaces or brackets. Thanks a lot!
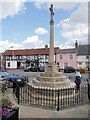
45,45,48,48
75,40,78,48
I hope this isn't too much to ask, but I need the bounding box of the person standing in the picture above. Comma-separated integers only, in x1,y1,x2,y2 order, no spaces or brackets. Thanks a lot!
75,69,82,90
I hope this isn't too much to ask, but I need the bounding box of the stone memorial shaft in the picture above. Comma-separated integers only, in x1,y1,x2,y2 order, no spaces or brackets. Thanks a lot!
49,4,54,64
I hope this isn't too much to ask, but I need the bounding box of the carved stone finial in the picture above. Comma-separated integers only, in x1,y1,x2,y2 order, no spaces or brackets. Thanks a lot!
49,4,54,15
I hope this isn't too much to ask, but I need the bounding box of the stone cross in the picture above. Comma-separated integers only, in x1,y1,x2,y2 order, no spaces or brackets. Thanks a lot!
49,4,54,21
49,4,54,64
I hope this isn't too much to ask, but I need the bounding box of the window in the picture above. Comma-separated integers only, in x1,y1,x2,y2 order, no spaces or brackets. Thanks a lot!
27,56,30,60
79,63,82,65
86,62,89,68
45,55,48,60
69,54,73,60
86,55,89,59
35,55,38,59
60,55,62,59
64,63,68,68
7,62,10,67
30,55,34,60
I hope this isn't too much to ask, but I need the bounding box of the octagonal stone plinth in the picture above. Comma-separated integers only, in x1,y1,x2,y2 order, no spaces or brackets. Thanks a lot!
30,63,75,88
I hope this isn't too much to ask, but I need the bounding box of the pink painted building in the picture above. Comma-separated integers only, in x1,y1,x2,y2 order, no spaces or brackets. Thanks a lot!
56,48,77,69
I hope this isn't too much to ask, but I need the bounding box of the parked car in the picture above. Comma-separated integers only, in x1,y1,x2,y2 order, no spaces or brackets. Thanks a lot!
0,72,7,84
23,66,31,72
39,66,45,72
24,66,40,72
0,71,28,86
64,66,75,73
79,67,87,73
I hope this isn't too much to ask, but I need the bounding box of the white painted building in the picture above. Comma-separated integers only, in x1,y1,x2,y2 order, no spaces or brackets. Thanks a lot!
77,56,90,69
6,60,17,69
2,45,59,70
77,44,90,70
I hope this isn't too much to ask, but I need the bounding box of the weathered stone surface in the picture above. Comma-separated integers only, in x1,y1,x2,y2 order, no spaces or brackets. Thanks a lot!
31,79,74,88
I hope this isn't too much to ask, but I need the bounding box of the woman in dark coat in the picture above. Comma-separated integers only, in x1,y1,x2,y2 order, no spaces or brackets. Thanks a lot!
75,70,82,90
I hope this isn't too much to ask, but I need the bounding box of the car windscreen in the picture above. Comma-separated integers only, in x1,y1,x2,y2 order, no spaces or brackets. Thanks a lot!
0,72,7,77
3,72,13,76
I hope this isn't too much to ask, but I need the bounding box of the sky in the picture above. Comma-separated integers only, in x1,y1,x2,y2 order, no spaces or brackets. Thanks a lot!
0,0,89,53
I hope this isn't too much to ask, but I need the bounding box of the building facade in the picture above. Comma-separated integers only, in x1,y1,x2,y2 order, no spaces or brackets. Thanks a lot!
2,45,59,70
2,43,90,70
56,48,77,69
77,44,90,70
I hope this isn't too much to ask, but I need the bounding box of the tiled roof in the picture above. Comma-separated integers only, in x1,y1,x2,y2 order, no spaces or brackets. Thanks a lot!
59,48,76,54
77,44,90,55
3,47,59,56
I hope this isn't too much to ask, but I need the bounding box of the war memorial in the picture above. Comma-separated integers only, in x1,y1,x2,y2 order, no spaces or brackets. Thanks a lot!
12,4,89,112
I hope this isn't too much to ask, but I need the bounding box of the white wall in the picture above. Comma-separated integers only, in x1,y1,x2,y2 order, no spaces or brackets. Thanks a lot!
6,60,17,69
77,55,89,69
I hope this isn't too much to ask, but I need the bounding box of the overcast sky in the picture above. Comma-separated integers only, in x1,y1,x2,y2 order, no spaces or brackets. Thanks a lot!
0,0,89,53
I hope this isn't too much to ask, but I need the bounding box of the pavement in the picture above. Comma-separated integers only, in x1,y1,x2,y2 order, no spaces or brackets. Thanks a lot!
7,88,90,119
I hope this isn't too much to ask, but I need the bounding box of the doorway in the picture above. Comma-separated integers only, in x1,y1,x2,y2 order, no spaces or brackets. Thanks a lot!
17,62,20,69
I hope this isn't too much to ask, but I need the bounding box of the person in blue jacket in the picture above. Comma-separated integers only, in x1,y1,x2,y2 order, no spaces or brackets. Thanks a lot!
75,69,82,90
